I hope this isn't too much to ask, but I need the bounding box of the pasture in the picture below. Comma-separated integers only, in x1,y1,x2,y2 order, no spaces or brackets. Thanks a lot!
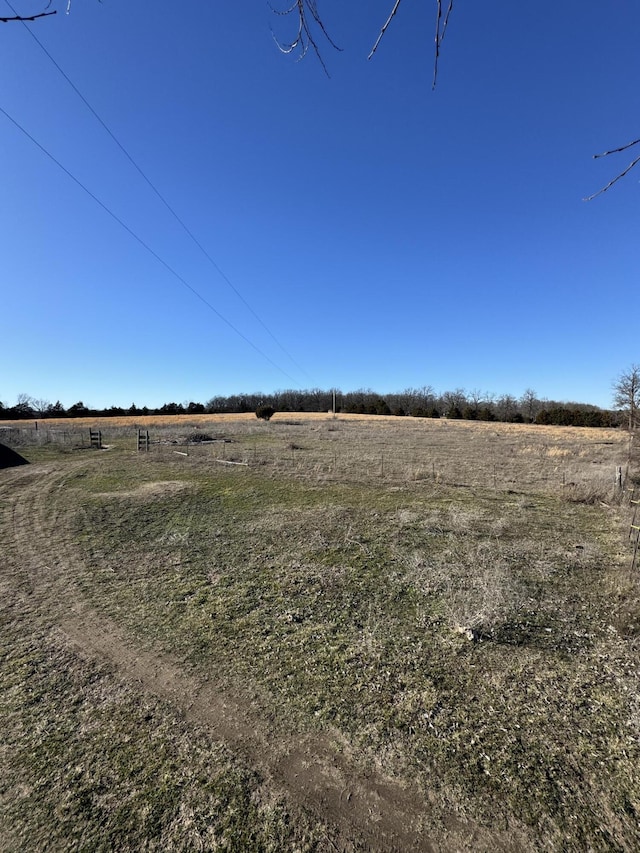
1,413,639,851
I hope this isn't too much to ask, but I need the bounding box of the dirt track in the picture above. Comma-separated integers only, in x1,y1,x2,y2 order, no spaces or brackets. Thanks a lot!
2,457,523,852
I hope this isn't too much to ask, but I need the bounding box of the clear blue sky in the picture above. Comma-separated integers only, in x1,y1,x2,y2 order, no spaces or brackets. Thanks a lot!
2,0,639,409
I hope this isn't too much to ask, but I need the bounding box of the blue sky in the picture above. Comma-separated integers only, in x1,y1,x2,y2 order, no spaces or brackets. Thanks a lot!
2,0,639,409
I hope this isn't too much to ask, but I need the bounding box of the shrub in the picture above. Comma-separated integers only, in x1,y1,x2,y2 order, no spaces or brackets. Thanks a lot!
256,405,276,421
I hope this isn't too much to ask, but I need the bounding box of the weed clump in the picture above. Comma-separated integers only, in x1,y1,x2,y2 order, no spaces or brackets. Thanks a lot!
188,433,213,443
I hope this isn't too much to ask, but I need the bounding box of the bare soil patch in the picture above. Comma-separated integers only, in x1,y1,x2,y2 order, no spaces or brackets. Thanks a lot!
94,480,192,500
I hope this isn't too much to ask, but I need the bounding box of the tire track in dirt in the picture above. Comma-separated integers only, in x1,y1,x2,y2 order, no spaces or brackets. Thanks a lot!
2,460,522,853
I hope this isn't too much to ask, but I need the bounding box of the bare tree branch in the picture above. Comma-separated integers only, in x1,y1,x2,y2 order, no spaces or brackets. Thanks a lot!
274,0,454,88
0,10,56,22
432,0,453,89
584,137,640,200
583,154,640,201
368,0,402,60
367,0,454,84
270,0,341,77
593,138,640,158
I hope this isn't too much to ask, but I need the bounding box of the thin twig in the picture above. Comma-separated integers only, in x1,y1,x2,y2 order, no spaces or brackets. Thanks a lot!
368,0,403,60
305,0,341,52
270,0,340,77
0,10,56,22
583,154,640,201
432,0,442,88
441,0,454,44
594,138,640,159
433,0,453,89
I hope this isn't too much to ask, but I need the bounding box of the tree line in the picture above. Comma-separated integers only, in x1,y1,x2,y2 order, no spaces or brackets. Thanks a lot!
0,387,621,428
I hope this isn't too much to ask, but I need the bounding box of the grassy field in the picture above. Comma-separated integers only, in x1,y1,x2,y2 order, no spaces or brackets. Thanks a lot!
2,414,639,851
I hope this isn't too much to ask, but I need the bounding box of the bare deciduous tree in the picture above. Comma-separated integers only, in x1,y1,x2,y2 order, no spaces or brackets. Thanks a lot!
613,365,640,431
520,388,540,423
30,397,51,417
495,393,517,423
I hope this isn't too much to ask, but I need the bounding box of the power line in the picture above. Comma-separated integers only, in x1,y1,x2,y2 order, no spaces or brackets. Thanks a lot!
6,0,312,382
0,103,300,385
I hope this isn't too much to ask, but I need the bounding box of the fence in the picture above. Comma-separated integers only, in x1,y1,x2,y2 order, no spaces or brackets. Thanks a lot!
0,423,626,501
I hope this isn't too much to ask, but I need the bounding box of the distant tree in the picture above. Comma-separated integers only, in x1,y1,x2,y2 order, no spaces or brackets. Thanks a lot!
256,405,276,421
477,406,496,422
387,386,434,417
159,402,184,415
441,388,467,416
67,401,90,416
535,409,553,426
495,394,518,423
304,388,332,412
613,365,640,431
12,393,35,419
205,395,231,414
187,401,205,414
520,388,540,423
532,404,613,428
30,397,51,417
46,401,66,417
467,388,492,419
462,405,477,420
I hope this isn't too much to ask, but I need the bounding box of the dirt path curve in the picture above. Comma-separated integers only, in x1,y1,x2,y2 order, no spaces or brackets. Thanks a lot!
2,459,514,853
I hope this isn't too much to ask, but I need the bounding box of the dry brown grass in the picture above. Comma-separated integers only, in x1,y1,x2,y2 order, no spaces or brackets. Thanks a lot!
3,414,628,503
0,409,629,437
2,415,638,851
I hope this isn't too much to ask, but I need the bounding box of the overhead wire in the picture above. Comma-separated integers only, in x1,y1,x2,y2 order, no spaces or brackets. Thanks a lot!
0,104,300,385
5,0,312,383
